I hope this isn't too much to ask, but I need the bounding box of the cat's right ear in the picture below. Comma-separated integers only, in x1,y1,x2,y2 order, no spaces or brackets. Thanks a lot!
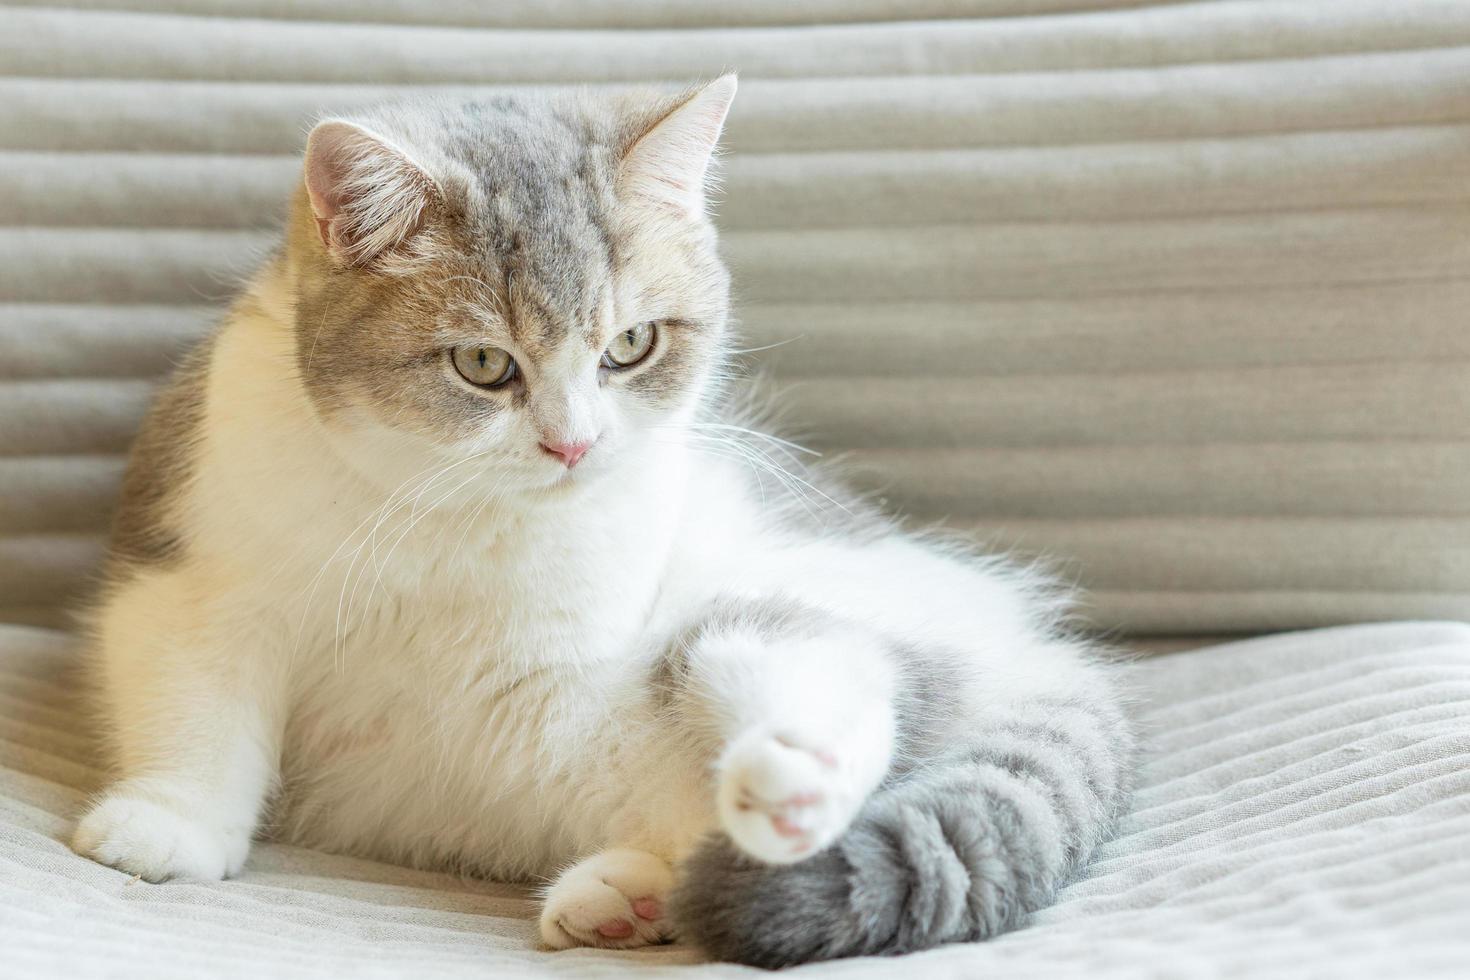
303,120,440,267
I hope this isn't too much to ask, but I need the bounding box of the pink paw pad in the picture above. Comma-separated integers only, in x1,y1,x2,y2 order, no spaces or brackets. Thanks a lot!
596,919,635,939
631,897,662,921
769,794,824,838
771,814,806,839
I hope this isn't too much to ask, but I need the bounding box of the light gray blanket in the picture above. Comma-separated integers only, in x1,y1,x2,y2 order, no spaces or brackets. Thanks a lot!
4,621,1469,977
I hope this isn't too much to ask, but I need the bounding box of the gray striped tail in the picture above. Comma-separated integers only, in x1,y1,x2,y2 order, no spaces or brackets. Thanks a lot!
671,696,1134,967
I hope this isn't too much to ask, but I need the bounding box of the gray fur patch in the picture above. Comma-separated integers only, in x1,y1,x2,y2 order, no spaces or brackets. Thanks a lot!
887,644,966,778
106,334,214,571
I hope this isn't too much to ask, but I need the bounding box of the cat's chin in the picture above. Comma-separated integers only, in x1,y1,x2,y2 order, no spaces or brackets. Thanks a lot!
534,464,605,496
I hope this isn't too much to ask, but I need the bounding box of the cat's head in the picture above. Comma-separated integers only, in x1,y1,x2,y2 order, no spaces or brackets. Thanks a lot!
284,77,736,493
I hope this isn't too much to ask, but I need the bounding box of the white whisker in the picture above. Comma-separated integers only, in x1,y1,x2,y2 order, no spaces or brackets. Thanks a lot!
725,334,805,356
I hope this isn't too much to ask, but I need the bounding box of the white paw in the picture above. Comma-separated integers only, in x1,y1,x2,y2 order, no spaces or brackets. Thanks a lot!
72,793,246,882
717,730,865,864
540,848,675,950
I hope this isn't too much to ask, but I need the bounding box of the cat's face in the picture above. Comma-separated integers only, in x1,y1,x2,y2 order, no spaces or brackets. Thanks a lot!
287,79,735,493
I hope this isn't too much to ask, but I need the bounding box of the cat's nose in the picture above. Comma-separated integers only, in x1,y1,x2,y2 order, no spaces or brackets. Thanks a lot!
540,439,594,469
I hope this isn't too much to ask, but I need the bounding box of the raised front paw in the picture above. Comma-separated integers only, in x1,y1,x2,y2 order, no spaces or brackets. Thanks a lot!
540,848,675,950
72,792,247,882
716,729,867,865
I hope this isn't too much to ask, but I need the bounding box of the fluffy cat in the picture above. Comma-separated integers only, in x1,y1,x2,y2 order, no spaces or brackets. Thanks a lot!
71,75,1134,967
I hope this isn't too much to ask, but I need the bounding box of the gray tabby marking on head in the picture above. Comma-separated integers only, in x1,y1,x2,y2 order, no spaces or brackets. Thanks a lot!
287,85,732,437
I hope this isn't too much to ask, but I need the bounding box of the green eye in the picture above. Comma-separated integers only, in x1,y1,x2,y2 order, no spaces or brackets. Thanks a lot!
451,346,517,387
602,322,656,369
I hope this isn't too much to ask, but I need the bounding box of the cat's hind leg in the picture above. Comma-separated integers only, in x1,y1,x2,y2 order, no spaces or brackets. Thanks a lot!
670,598,898,864
539,848,675,950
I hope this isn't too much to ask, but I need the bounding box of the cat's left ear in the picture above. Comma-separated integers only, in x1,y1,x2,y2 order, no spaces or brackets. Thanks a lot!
620,74,737,217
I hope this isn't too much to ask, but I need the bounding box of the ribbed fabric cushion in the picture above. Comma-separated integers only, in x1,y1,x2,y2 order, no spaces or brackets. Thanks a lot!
4,620,1469,976
3,1,1470,634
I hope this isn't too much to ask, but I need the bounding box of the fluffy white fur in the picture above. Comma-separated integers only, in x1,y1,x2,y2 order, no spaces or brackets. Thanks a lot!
72,78,1121,955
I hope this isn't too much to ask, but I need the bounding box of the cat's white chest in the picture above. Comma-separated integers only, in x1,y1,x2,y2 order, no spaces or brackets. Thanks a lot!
268,492,677,877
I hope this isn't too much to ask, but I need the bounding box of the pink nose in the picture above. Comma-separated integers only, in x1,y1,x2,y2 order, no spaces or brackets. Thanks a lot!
540,440,593,469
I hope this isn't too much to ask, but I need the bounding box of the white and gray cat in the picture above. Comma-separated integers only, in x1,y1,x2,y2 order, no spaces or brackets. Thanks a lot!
72,75,1133,967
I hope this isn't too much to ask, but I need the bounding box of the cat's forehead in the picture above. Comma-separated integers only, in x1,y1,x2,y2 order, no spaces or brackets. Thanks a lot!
436,263,612,364
445,224,615,359
433,104,623,354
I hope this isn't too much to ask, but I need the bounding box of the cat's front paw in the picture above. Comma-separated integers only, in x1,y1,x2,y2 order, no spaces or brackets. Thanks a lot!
540,848,674,950
72,792,246,882
716,729,867,865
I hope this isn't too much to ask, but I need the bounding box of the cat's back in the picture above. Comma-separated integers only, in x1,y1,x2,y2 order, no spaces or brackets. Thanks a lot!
101,269,306,580
105,334,215,574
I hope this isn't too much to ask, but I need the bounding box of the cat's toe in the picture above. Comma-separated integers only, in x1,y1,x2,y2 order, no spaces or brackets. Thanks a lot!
73,793,241,882
540,848,674,950
717,730,859,864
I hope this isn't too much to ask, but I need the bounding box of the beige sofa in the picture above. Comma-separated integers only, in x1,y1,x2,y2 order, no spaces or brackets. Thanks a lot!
3,1,1469,976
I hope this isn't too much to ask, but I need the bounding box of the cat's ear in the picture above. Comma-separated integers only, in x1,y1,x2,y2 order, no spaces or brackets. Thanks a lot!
620,74,737,217
303,120,440,267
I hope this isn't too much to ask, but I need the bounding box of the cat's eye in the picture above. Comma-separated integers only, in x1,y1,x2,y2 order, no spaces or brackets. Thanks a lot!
452,346,517,388
602,322,656,369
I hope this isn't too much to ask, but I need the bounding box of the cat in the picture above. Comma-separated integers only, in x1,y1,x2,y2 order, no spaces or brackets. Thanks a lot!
70,75,1134,967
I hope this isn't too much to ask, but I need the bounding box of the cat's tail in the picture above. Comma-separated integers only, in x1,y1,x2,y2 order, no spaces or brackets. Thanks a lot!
670,693,1134,968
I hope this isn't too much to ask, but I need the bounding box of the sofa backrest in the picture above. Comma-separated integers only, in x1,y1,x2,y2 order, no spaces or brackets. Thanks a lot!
3,0,1469,636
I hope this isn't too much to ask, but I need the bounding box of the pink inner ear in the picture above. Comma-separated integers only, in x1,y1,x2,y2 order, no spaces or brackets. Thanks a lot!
305,122,359,240
302,120,437,265
621,74,737,215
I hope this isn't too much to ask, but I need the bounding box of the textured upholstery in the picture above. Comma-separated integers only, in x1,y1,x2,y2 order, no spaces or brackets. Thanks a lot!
3,1,1470,635
4,620,1470,976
